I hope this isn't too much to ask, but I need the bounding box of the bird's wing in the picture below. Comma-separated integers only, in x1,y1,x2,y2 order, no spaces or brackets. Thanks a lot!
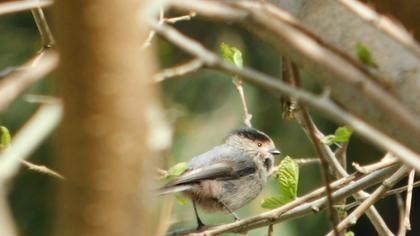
169,162,233,186
166,145,256,187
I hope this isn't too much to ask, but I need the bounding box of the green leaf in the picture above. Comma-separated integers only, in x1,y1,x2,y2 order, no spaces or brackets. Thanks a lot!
277,156,299,200
175,194,188,206
334,126,353,142
165,162,188,179
219,42,243,68
261,195,291,209
355,42,376,68
345,231,355,236
0,126,11,151
321,126,353,145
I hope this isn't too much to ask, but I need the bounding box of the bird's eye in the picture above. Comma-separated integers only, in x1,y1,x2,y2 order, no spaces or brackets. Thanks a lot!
257,143,262,147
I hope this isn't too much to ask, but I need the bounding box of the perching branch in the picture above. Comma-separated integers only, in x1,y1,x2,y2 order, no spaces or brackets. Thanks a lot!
168,164,399,235
326,166,410,235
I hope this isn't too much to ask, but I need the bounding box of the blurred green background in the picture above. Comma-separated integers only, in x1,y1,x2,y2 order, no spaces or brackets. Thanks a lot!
0,7,418,236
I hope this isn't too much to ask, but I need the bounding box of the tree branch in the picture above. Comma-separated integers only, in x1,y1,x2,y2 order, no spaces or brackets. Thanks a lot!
0,50,59,112
154,59,203,82
31,0,55,48
326,166,410,235
0,0,52,16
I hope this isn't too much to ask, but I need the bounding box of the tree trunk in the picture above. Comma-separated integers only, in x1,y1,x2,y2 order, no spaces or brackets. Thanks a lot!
53,0,157,235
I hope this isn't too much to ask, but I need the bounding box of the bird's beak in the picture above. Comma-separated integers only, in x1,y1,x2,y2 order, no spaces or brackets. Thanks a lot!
269,148,281,155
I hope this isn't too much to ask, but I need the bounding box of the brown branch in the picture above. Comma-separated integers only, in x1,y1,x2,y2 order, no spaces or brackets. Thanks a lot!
282,58,339,234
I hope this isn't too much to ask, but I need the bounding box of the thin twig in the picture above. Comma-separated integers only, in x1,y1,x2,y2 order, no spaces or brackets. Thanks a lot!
353,153,398,174
154,59,203,82
343,180,420,211
396,194,406,236
20,160,64,179
0,49,59,112
31,0,55,47
404,169,415,231
326,166,410,236
267,224,273,236
142,9,196,49
0,103,64,183
233,78,252,128
0,0,52,16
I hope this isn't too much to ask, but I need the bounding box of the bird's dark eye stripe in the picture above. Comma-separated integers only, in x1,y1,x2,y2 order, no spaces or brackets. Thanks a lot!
263,158,272,170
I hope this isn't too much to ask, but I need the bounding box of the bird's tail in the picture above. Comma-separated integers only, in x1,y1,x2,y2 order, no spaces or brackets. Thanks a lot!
156,184,192,196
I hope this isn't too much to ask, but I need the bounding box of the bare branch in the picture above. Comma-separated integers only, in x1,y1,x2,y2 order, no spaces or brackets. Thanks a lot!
0,50,59,112
31,0,55,47
154,59,203,82
0,0,52,16
404,169,415,231
20,159,64,179
396,194,406,236
233,78,253,128
171,164,399,235
142,9,196,49
326,166,410,236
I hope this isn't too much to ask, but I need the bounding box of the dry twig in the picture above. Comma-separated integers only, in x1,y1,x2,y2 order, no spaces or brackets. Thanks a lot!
326,166,410,235
154,59,203,82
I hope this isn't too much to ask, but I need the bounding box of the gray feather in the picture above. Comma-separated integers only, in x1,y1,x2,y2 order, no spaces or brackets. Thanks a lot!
162,144,256,191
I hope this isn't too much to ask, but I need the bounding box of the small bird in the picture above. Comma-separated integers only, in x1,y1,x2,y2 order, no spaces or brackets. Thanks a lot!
158,128,281,229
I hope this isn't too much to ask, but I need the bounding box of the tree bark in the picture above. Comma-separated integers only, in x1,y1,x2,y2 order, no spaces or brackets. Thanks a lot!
53,0,157,235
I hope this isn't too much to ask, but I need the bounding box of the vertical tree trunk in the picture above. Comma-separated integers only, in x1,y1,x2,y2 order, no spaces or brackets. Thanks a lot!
53,0,156,235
